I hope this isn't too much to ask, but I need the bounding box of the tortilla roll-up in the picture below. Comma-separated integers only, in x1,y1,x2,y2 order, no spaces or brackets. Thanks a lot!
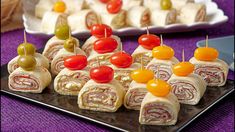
35,0,54,18
178,3,206,24
68,9,99,32
110,63,141,92
139,92,180,125
54,68,90,95
124,81,148,110
51,48,86,75
171,0,194,12
87,0,108,14
168,74,206,105
126,6,150,28
143,0,160,10
42,36,79,62
122,0,143,11
8,67,51,93
146,57,179,81
82,35,122,56
8,53,49,74
41,11,68,34
63,0,88,14
99,10,126,29
189,57,229,87
78,79,125,112
132,46,152,67
151,9,177,26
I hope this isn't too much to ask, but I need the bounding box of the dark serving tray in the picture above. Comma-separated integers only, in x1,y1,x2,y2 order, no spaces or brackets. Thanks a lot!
1,50,234,132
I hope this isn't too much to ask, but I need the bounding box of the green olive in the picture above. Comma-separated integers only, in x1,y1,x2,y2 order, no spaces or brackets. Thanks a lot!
160,0,172,10
54,24,70,40
17,43,36,56
17,55,37,71
64,37,77,52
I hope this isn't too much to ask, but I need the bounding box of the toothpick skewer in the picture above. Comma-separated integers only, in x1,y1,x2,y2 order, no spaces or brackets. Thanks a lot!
24,30,27,43
160,34,163,46
205,35,209,47
141,55,143,70
146,26,149,35
182,49,185,62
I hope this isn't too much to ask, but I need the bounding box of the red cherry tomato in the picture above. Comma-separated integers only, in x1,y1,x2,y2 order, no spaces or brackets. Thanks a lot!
90,66,114,83
94,37,118,53
90,24,112,38
110,51,133,68
99,0,110,3
106,0,122,14
64,55,87,70
138,34,161,50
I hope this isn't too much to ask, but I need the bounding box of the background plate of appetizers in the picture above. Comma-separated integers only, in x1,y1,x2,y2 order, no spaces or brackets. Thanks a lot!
22,0,228,38
196,35,234,71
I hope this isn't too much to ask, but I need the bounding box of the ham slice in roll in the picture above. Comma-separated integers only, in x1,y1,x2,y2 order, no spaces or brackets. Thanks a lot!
168,74,207,105
151,9,177,26
126,6,150,28
54,68,90,95
146,57,179,81
8,67,51,93
124,81,148,110
78,79,125,112
8,53,49,74
110,63,141,92
178,3,206,24
51,48,86,75
139,92,180,125
35,0,54,18
68,9,99,32
122,0,143,11
42,36,79,62
132,46,152,67
82,35,122,56
189,57,229,86
99,10,126,29
41,11,68,34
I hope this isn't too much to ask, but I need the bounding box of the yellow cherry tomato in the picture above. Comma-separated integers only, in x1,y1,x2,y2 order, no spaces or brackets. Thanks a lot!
147,79,171,97
152,45,174,60
173,62,194,76
54,1,66,13
130,69,154,83
194,47,219,61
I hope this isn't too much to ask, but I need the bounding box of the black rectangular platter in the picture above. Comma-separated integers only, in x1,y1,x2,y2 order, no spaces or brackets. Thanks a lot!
1,50,234,132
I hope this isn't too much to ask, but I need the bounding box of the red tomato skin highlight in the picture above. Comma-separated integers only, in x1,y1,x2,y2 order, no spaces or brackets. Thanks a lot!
138,34,161,50
90,24,112,38
90,66,114,83
64,55,87,70
94,37,118,53
106,0,122,14
110,51,133,68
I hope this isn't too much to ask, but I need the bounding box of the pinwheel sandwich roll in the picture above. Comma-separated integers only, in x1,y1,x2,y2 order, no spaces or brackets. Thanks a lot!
51,48,86,75
35,0,54,18
78,79,125,112
189,57,229,87
146,57,179,81
111,63,141,91
132,46,153,67
41,11,68,34
122,0,143,11
86,0,107,14
168,74,206,105
63,0,88,14
143,0,161,10
8,53,49,74
8,67,51,93
100,10,126,29
54,68,90,95
68,9,99,32
151,9,177,26
126,6,150,28
171,0,194,12
139,92,180,125
82,35,122,56
178,3,206,24
124,81,148,110
43,36,79,62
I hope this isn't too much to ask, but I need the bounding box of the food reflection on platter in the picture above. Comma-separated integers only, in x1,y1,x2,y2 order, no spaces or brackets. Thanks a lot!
7,16,229,125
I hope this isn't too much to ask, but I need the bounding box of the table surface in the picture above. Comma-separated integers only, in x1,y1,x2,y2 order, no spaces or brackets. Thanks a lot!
1,0,234,131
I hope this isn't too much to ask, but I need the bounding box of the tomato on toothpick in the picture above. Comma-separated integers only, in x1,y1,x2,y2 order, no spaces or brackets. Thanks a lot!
173,49,194,76
110,51,133,68
94,37,118,53
138,27,161,50
146,79,171,97
99,0,110,3
54,1,66,13
194,35,218,61
90,65,114,83
106,0,122,14
64,55,87,70
90,24,112,38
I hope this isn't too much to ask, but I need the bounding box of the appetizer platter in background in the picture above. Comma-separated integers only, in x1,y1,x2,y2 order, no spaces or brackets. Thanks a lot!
1,23,234,131
22,0,228,38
